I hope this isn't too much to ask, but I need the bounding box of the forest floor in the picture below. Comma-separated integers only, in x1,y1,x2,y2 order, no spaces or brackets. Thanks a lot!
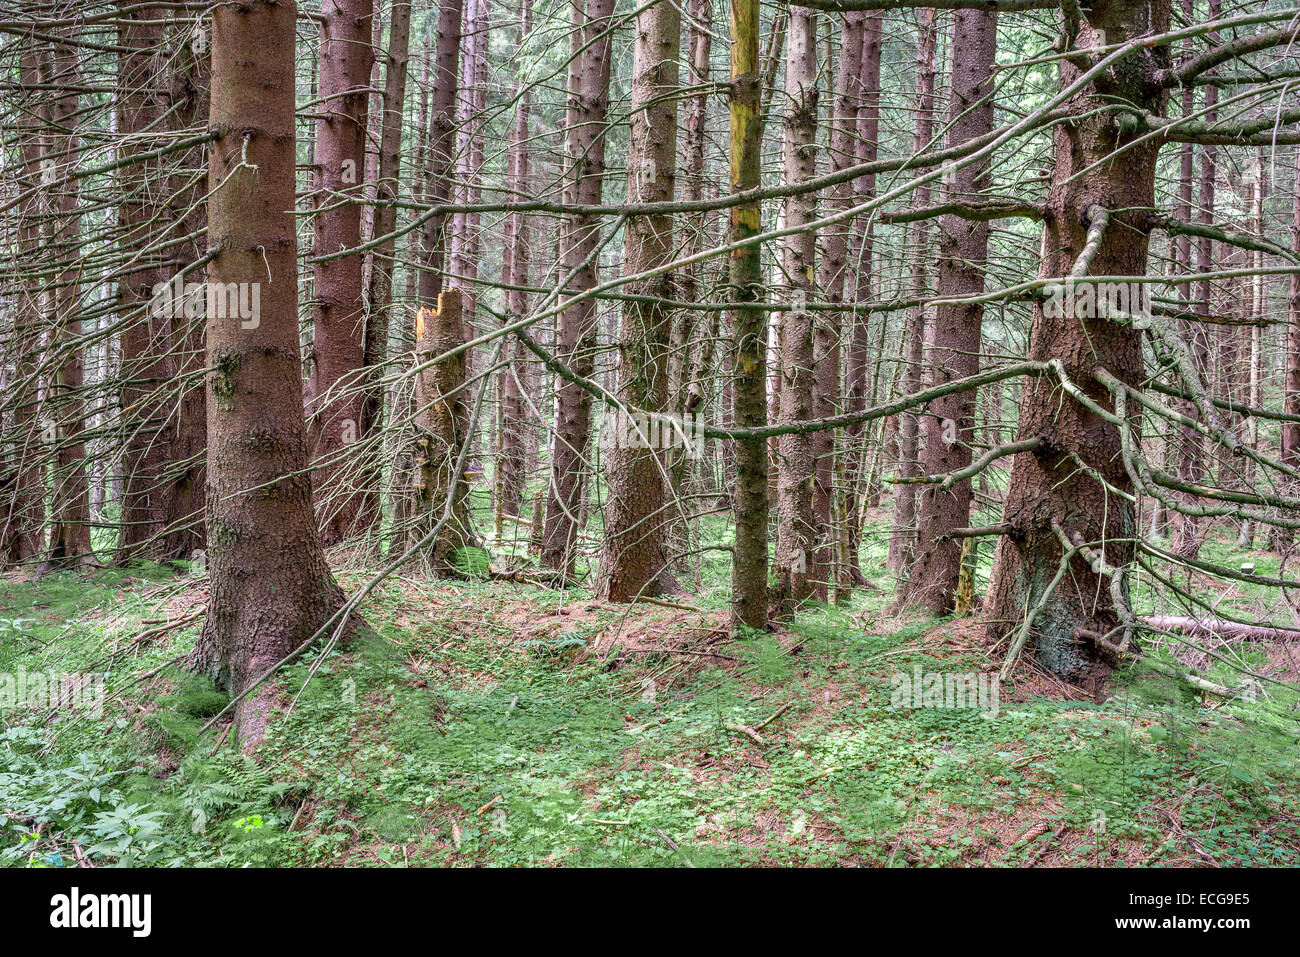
2,525,1299,867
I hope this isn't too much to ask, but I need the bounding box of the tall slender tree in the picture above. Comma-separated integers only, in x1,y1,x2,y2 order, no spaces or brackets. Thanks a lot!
887,7,938,579
903,7,998,613
358,0,413,535
42,34,91,565
307,0,375,545
539,0,615,579
194,0,348,743
596,0,682,601
727,0,769,629
774,6,820,612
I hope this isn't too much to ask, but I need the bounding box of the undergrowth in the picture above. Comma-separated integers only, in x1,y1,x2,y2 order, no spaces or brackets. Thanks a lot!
1,534,1298,867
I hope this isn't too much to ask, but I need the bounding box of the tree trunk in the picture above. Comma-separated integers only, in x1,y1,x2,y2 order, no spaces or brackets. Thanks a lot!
416,0,464,302
902,8,997,614
662,0,714,572
986,3,1172,686
887,7,937,580
595,0,681,601
540,0,615,579
358,0,413,537
116,7,172,562
1,49,47,565
414,290,476,570
42,37,91,565
727,0,769,629
156,22,211,562
193,0,348,744
841,11,882,587
1280,145,1300,551
814,12,864,600
1170,0,1218,560
495,2,532,530
774,7,820,613
307,0,374,545
1236,148,1264,548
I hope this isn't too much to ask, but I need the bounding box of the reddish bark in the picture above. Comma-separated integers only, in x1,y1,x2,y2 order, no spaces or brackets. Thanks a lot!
841,12,883,586
986,4,1172,685
540,0,615,578
814,12,865,599
887,8,938,578
1,50,46,565
495,3,533,527
358,0,413,535
41,37,91,564
416,0,464,301
596,0,681,602
903,8,997,614
307,0,375,545
156,22,211,562
194,0,348,744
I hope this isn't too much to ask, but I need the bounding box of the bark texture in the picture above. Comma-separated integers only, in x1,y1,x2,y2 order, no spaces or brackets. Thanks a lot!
727,0,769,628
841,12,882,587
986,3,1172,685
307,0,374,545
194,0,347,744
42,36,91,564
1,50,46,565
540,0,615,578
495,3,533,528
887,7,937,579
414,289,476,571
358,0,413,535
595,0,681,601
902,8,997,614
116,8,172,561
774,7,820,612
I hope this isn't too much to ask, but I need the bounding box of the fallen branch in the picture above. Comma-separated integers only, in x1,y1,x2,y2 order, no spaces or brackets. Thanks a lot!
1143,615,1300,643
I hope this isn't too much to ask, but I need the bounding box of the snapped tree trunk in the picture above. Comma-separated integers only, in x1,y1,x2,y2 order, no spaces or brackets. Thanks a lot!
413,290,476,571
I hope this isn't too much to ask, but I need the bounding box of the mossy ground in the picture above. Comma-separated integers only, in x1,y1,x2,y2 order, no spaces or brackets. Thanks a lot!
2,520,1298,867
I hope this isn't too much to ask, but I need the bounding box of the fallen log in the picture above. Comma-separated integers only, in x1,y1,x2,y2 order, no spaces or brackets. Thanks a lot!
1143,615,1300,642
